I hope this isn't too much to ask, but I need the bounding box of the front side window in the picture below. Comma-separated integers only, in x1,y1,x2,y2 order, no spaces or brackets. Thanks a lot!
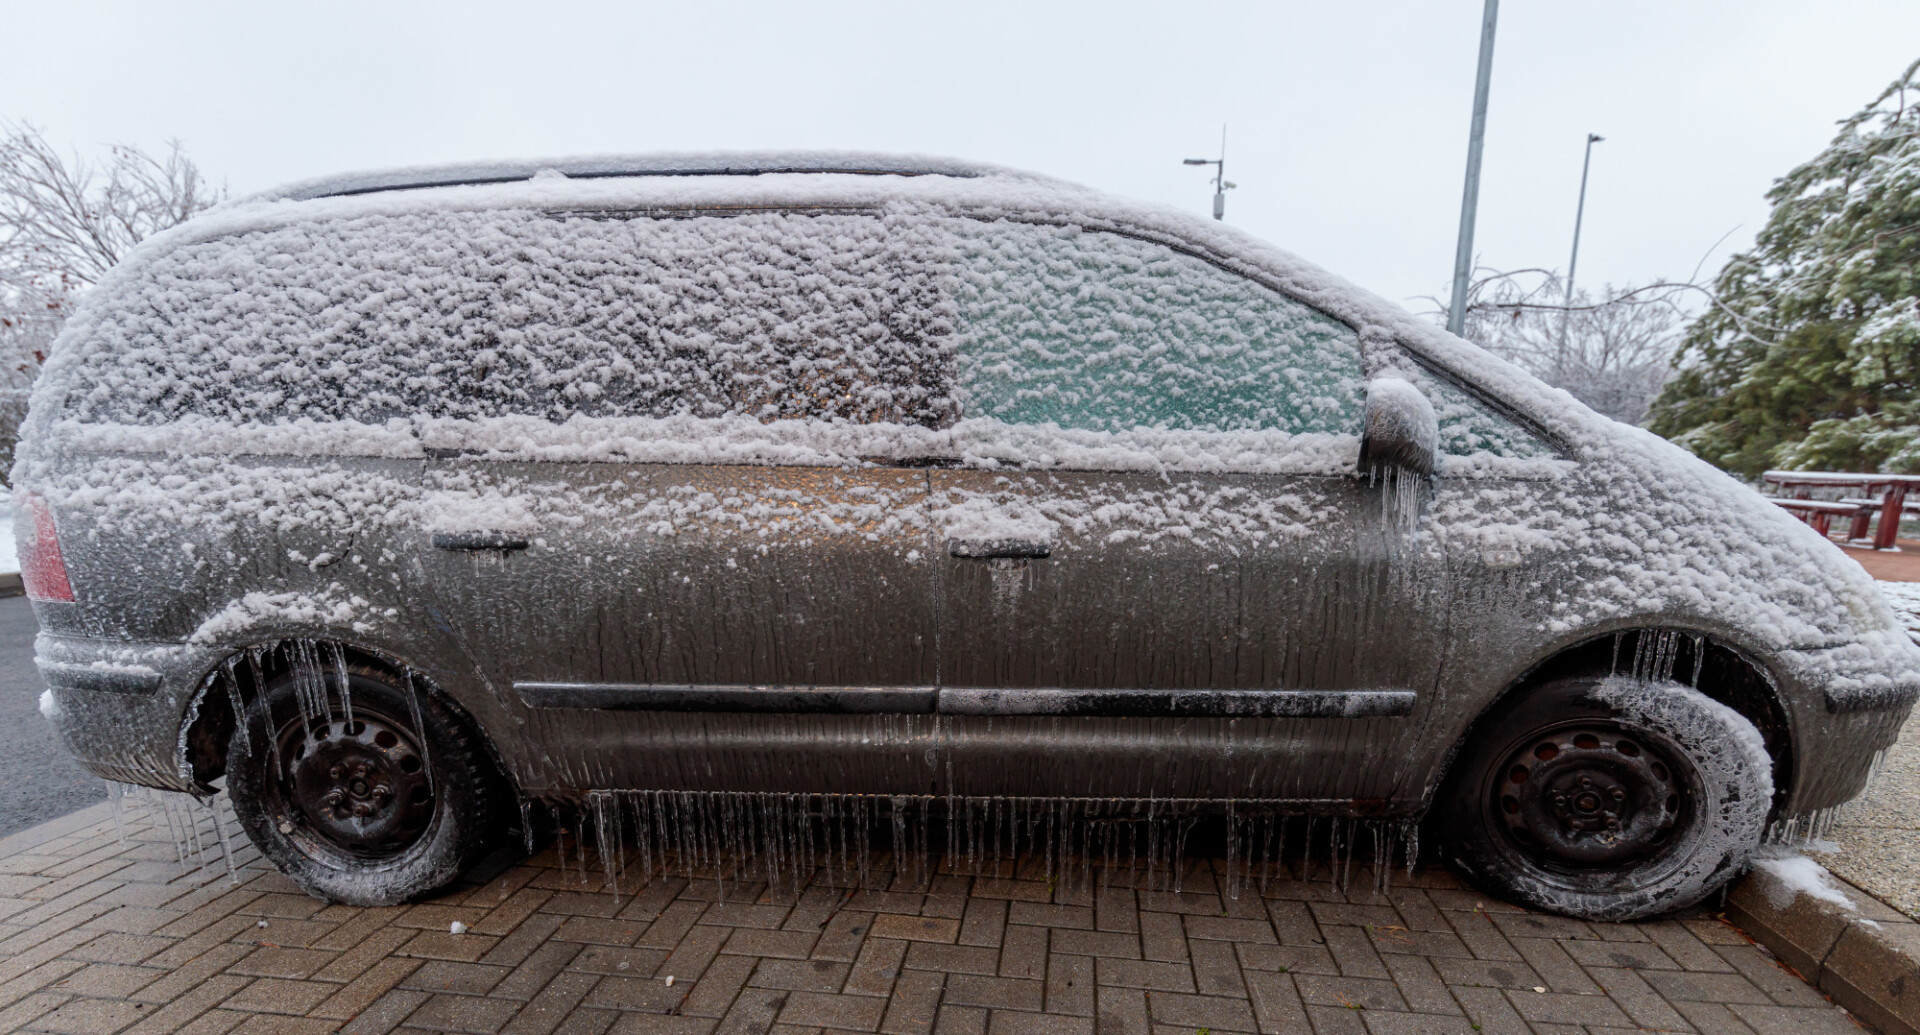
1381,357,1555,462
946,221,1364,442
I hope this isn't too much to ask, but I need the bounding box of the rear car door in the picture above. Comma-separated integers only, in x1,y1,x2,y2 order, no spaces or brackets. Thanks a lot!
413,208,948,796
925,219,1452,805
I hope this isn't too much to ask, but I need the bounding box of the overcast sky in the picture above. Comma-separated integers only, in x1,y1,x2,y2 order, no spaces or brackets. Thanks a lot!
6,1,1917,312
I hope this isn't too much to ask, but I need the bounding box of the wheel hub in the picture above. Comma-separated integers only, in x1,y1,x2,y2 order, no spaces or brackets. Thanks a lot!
284,714,433,856
1493,726,1681,867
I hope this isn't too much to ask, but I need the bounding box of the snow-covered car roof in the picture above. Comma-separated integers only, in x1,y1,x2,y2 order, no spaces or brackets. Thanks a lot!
246,151,1041,203
171,152,1597,447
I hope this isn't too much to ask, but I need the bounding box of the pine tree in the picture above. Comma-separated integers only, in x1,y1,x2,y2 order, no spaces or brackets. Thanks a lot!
1646,58,1920,477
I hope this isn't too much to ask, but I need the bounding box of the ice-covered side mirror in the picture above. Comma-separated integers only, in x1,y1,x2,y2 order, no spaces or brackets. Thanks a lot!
1357,378,1438,481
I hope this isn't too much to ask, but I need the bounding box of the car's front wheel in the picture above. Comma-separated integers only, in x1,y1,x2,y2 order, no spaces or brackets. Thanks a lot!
226,660,503,905
1439,676,1773,921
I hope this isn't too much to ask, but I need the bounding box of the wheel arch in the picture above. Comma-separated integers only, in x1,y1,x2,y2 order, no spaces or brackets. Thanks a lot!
1430,625,1797,819
179,637,520,805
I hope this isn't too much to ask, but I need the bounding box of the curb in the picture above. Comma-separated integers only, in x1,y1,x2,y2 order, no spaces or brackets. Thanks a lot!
0,572,20,598
1727,862,1920,1035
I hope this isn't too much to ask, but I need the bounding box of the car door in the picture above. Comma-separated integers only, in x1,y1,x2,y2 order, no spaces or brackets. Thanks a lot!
412,208,947,796
925,219,1452,805
1380,355,1574,781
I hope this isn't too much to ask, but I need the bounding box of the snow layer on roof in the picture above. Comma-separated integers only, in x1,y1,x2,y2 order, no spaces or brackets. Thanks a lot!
245,150,1032,204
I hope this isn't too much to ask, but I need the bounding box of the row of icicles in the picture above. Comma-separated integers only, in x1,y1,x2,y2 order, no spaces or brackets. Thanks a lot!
548,791,1424,903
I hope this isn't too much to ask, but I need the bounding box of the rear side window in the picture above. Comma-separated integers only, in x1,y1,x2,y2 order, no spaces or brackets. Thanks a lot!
56,210,954,427
947,220,1364,435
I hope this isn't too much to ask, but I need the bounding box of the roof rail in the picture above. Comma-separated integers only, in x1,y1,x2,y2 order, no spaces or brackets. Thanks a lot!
253,151,1000,203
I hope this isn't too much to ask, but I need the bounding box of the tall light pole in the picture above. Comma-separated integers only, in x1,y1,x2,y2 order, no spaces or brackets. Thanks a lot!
1446,0,1500,337
1183,125,1235,220
1557,133,1605,365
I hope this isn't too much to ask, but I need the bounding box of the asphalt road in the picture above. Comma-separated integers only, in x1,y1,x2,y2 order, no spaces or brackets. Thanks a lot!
0,595,106,838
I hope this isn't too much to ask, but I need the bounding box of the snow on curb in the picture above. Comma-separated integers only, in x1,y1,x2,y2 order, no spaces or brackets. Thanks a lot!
1727,854,1920,1035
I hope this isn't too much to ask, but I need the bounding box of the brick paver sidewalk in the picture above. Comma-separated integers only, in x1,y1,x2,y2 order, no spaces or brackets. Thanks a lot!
0,799,1867,1035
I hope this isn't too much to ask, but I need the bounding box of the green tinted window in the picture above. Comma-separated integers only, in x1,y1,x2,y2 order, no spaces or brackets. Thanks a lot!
1394,362,1554,459
949,221,1363,434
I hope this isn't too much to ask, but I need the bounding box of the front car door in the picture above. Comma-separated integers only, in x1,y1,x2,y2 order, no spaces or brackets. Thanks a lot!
925,218,1453,808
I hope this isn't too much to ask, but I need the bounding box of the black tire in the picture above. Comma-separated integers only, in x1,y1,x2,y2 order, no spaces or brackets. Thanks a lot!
1438,676,1772,921
227,660,502,905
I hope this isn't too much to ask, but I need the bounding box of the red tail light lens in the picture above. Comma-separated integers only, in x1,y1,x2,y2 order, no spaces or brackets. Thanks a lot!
19,493,74,602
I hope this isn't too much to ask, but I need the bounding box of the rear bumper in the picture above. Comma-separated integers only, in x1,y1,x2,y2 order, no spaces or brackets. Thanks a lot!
33,632,221,791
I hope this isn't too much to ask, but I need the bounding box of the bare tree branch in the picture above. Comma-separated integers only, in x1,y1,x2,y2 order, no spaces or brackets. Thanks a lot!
0,123,223,481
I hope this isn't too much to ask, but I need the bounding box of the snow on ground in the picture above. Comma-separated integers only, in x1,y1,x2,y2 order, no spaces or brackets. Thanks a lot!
1879,580,1920,643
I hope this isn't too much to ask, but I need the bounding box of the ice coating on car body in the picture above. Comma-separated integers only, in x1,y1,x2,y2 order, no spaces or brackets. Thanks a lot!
13,153,1919,908
19,159,1916,667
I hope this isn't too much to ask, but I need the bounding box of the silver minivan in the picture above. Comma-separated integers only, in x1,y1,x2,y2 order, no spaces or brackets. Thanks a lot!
17,153,1917,917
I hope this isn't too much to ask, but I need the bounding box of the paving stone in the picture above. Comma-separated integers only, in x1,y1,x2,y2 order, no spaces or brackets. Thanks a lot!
941,974,1042,1012
981,1011,1090,1035
1094,958,1194,992
778,989,889,1030
0,816,1870,1035
1136,913,1185,964
1093,985,1149,1035
584,974,689,1014
845,937,909,997
222,975,339,1015
26,995,158,1035
714,988,790,1035
404,991,522,1033
881,969,945,1034
1034,931,1133,967
1144,990,1258,1031
814,911,875,963
870,915,960,944
400,958,510,995
681,953,756,1017
1503,987,1635,1027
1583,965,1694,1031
313,957,424,1021
904,942,999,976
755,957,853,991
494,941,584,1001
996,926,1047,981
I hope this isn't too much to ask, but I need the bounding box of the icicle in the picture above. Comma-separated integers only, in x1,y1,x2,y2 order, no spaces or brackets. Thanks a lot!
401,673,436,796
329,642,354,728
222,658,251,759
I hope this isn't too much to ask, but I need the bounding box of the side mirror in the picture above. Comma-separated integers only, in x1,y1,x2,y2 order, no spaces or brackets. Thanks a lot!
1358,378,1438,480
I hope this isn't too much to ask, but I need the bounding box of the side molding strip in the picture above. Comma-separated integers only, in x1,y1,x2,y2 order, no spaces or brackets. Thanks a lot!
38,661,163,696
514,683,1415,719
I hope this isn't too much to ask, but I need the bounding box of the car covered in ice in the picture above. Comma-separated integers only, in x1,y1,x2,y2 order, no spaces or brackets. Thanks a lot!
15,153,1919,918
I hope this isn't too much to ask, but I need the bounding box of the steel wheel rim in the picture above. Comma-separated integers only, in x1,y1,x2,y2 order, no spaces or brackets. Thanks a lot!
1481,718,1698,882
270,704,436,860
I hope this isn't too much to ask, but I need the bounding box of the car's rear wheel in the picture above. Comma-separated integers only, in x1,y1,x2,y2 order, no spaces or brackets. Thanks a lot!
226,660,502,905
1439,676,1772,921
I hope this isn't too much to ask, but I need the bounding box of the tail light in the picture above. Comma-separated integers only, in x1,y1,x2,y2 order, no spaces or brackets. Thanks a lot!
19,493,74,602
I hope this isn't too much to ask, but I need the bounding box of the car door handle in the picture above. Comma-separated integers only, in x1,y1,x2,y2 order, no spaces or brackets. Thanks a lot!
948,538,1051,560
432,532,530,552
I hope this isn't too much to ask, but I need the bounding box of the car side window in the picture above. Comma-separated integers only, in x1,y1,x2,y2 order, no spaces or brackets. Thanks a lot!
946,220,1364,446
1385,359,1554,460
63,209,955,430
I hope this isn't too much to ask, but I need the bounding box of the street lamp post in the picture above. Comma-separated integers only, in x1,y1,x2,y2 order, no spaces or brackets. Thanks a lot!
1557,132,1605,366
1446,0,1500,337
1184,125,1235,220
